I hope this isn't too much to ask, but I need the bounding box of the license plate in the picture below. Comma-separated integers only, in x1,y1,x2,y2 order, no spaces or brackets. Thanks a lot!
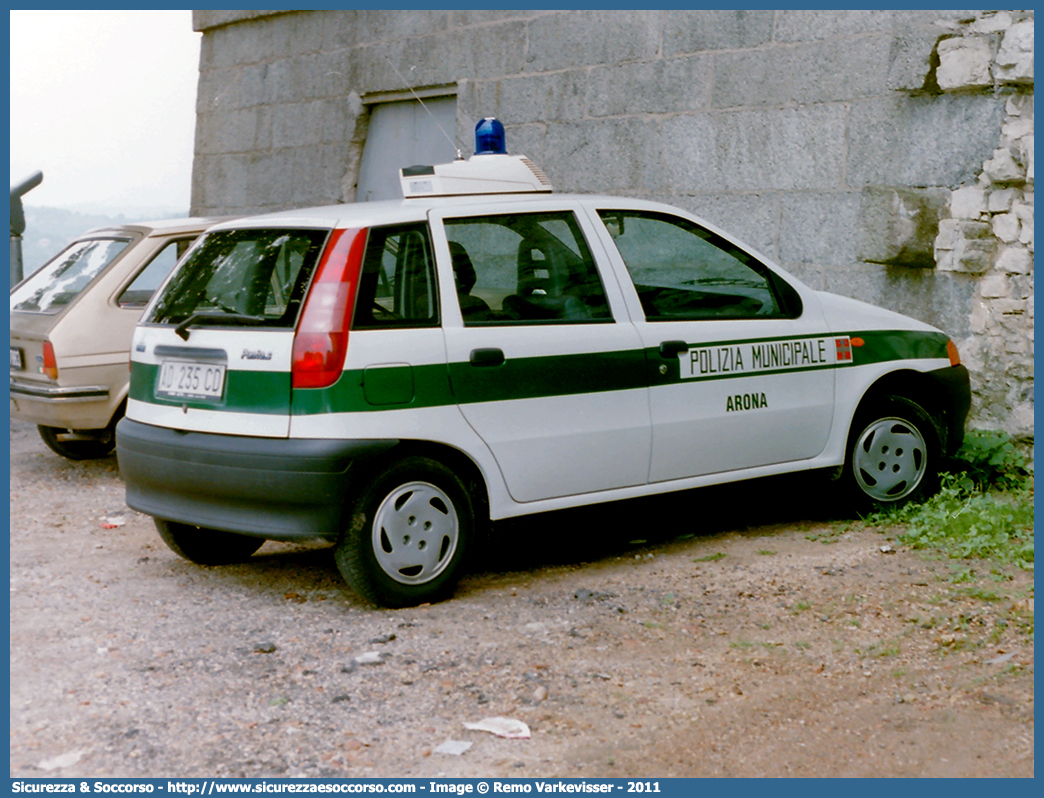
10,347,24,370
157,360,226,400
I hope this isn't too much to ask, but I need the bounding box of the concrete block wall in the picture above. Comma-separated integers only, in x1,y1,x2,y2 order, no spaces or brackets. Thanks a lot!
190,9,1033,440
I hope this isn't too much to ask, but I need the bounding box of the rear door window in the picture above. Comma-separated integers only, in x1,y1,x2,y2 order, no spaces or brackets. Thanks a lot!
11,237,132,314
145,229,328,328
443,211,612,324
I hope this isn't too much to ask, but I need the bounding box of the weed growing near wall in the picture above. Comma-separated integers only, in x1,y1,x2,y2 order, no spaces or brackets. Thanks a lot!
947,429,1030,492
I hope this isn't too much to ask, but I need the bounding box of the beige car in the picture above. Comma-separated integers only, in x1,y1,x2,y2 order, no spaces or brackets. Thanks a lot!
10,218,224,459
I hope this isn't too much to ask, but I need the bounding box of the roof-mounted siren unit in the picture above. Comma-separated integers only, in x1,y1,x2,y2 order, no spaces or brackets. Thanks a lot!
400,118,553,198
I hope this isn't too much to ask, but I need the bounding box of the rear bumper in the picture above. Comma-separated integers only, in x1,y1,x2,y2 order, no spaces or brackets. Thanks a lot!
116,418,397,540
10,378,110,402
10,377,114,429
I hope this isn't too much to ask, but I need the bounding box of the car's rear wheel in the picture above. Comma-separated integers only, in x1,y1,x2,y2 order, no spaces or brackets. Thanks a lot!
335,456,473,608
38,425,115,460
846,396,939,509
155,519,265,565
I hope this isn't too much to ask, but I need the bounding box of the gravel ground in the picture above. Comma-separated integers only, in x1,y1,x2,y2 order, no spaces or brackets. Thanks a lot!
9,418,1034,778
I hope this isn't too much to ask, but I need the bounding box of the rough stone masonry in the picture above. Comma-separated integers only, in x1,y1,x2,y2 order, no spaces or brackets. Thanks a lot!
931,12,1033,442
189,9,1033,442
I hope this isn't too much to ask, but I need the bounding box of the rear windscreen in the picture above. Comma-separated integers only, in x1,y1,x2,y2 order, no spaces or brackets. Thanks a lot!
145,228,329,328
10,237,132,314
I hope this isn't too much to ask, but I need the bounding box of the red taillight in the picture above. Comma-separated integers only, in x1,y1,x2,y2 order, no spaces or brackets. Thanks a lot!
41,341,59,380
947,339,961,367
291,227,367,389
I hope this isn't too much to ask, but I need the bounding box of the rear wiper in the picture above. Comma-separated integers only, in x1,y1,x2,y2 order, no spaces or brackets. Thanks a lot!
174,310,268,340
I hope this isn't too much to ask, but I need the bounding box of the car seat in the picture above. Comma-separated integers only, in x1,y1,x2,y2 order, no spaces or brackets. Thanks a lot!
449,241,491,320
503,238,590,321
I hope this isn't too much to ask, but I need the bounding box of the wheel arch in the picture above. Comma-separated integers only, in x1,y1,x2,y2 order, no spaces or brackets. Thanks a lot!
848,369,950,455
346,438,492,530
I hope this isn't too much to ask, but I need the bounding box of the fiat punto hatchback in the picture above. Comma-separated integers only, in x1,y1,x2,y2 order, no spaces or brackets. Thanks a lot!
10,218,223,459
117,125,970,607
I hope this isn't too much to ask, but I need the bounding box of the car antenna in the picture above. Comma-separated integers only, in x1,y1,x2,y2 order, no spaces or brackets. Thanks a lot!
385,60,464,160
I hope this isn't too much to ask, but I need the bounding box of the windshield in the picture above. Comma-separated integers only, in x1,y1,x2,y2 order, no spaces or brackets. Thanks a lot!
10,237,132,314
146,228,329,328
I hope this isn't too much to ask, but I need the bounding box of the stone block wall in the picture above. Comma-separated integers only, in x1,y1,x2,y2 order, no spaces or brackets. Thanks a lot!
190,9,1033,440
930,13,1034,440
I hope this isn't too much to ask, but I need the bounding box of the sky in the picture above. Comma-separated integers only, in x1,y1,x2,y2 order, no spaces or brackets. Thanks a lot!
9,9,201,216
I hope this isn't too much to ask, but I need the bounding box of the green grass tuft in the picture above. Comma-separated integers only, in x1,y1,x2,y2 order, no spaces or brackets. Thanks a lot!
865,430,1034,571
694,552,726,562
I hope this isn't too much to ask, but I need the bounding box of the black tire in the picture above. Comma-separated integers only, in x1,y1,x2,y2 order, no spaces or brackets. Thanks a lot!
155,519,265,565
845,395,940,510
335,456,474,608
38,425,115,460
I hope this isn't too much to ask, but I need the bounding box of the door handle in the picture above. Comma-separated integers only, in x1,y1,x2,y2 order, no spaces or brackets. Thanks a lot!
469,347,505,367
658,340,689,359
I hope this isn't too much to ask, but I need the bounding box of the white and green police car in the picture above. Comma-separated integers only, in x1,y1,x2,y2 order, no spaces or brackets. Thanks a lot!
117,121,970,608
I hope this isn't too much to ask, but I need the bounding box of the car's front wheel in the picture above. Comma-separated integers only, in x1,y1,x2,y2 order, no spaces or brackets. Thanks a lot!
846,396,939,509
155,519,265,565
335,456,473,608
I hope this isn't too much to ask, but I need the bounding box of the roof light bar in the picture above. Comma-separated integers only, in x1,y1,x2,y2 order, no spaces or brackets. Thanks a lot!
400,118,553,198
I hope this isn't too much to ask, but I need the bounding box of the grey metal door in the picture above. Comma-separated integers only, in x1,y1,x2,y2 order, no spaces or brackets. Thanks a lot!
355,97,457,202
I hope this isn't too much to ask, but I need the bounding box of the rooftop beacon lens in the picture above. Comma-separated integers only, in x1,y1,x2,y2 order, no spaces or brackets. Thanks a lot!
474,118,506,155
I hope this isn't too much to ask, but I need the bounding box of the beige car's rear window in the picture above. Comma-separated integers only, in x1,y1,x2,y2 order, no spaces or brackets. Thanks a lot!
11,237,131,314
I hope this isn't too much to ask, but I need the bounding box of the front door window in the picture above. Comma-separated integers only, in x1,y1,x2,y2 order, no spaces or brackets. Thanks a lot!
597,210,788,321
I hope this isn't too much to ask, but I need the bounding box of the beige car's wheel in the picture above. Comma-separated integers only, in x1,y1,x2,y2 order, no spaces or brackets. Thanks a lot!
38,425,115,461
155,519,265,565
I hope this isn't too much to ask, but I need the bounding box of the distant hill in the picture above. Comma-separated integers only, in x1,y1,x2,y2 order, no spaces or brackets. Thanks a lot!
17,205,187,277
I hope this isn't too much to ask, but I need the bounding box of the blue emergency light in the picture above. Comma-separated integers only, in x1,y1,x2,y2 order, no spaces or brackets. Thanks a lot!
474,118,506,155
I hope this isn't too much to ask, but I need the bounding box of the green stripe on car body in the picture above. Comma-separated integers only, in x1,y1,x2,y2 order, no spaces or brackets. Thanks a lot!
850,329,950,364
448,348,649,403
292,329,945,412
291,362,456,416
133,328,949,416
292,349,648,416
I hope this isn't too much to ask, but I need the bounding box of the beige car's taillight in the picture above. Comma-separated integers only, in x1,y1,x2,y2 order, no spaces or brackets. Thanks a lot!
42,341,59,380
